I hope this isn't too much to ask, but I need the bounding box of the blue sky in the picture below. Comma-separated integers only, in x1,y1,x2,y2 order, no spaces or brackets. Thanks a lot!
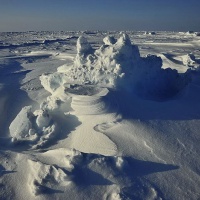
0,0,199,32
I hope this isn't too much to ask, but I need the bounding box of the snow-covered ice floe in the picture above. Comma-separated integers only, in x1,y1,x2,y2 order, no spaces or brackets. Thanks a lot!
4,32,200,200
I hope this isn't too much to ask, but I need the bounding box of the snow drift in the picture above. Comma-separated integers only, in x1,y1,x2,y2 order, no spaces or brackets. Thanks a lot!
9,106,58,148
10,33,192,146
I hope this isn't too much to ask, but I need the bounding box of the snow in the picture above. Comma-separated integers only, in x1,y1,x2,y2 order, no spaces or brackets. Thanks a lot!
144,31,156,35
41,33,190,101
1,31,200,200
9,105,58,149
9,106,37,143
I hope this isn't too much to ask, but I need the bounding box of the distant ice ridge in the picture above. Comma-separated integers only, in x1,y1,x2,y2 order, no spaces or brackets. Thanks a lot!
41,33,190,100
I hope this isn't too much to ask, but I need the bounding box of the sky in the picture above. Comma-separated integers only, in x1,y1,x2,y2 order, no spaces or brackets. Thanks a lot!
0,0,200,32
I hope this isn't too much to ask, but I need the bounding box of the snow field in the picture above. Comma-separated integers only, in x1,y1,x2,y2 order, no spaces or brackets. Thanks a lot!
1,31,200,199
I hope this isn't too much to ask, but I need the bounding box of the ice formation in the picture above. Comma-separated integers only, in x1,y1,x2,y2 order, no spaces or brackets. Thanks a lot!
68,86,110,115
195,32,200,36
41,34,190,100
9,106,58,148
9,33,192,148
144,31,156,35
182,53,200,69
3,31,200,200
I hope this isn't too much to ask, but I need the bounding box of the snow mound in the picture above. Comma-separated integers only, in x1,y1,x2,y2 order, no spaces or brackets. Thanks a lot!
28,148,82,195
66,85,110,115
182,53,200,69
41,34,190,100
28,159,71,195
9,34,192,152
28,148,134,198
195,32,200,36
39,148,83,170
186,31,194,35
9,106,58,148
144,31,156,35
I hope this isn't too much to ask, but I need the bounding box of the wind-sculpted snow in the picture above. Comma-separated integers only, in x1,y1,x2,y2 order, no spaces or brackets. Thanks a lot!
68,86,110,115
9,106,58,149
41,34,190,100
3,31,200,200
26,147,168,199
10,34,192,150
182,53,200,69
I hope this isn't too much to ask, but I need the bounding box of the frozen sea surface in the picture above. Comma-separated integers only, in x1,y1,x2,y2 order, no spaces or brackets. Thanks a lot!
0,31,200,200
